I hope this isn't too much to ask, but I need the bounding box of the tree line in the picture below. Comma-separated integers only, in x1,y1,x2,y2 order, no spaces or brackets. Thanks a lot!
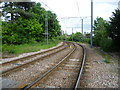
1,2,120,52
93,9,120,52
1,2,61,45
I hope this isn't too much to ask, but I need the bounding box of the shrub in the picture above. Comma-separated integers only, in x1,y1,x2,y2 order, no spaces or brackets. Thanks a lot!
2,18,43,45
100,38,113,52
83,38,90,43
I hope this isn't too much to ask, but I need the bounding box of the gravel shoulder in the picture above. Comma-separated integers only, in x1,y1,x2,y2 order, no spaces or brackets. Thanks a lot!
79,44,119,88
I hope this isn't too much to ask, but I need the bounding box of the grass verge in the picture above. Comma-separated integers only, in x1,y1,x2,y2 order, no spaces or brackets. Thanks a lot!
95,47,111,64
2,40,61,56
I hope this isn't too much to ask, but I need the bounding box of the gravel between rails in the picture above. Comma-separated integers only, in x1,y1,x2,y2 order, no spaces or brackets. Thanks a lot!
3,43,74,84
33,44,83,88
79,44,119,88
1,43,67,72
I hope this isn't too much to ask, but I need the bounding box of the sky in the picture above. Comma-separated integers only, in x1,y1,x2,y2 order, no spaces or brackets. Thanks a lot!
36,0,119,35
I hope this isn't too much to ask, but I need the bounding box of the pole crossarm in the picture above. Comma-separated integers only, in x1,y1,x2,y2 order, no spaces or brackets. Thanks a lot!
61,16,90,19
66,27,81,28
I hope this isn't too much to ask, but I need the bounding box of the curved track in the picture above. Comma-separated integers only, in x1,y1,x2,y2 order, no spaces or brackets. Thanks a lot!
19,42,86,89
74,43,86,89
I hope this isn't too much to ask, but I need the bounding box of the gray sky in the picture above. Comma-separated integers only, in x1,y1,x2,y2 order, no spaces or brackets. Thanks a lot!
36,0,119,35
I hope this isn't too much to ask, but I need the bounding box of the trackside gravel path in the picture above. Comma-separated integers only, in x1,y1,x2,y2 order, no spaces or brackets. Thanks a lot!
79,44,119,88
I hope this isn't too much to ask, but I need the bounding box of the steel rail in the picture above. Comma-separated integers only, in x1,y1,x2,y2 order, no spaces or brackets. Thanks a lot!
1,42,65,65
74,43,86,90
21,43,76,89
2,42,69,76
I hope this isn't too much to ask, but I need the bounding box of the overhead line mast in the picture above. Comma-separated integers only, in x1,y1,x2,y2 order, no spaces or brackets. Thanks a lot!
45,12,48,44
90,0,93,48
75,0,86,41
39,0,63,44
39,0,60,44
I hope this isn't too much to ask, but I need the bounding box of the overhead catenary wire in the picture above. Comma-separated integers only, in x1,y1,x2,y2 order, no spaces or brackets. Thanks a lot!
39,0,53,11
60,0,82,35
39,0,90,36
39,0,61,44
74,0,84,40
75,0,80,17
39,0,62,19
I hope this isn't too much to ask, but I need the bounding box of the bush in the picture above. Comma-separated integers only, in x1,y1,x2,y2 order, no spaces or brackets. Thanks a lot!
67,32,83,42
82,38,90,43
2,44,16,54
100,38,113,52
2,18,43,45
56,35,67,41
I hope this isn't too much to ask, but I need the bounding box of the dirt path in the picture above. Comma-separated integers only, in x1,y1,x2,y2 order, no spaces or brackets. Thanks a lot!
79,44,119,88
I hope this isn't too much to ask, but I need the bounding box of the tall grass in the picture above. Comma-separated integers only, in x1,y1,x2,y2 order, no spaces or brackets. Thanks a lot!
2,40,61,55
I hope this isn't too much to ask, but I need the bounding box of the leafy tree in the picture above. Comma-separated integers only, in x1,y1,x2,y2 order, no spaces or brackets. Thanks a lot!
1,2,35,21
30,3,46,28
30,3,61,39
108,9,120,51
15,2,34,11
47,11,61,38
2,18,43,44
1,2,61,45
93,17,112,51
93,17,108,46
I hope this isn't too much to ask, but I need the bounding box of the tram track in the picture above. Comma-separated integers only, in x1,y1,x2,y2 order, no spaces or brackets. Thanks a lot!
20,42,86,89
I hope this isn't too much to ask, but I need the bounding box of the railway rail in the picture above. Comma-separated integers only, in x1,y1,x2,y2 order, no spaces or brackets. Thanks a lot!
74,43,86,89
2,42,74,84
1,42,69,76
1,42,86,89
18,42,86,89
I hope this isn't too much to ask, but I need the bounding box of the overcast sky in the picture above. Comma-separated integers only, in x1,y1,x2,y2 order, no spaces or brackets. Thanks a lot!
36,0,119,35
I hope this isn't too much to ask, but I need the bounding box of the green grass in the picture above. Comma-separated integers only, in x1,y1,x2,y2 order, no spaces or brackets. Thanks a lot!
99,52,111,63
2,40,61,55
94,46,111,64
103,55,110,63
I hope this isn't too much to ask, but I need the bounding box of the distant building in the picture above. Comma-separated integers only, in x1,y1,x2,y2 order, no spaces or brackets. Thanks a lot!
118,1,120,10
84,32,91,38
85,33,91,38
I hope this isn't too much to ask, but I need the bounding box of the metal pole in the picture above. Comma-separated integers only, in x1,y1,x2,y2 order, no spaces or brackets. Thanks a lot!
81,19,83,41
81,19,83,34
45,12,48,44
72,28,73,41
65,30,67,41
90,0,93,48
61,30,63,41
118,1,120,10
